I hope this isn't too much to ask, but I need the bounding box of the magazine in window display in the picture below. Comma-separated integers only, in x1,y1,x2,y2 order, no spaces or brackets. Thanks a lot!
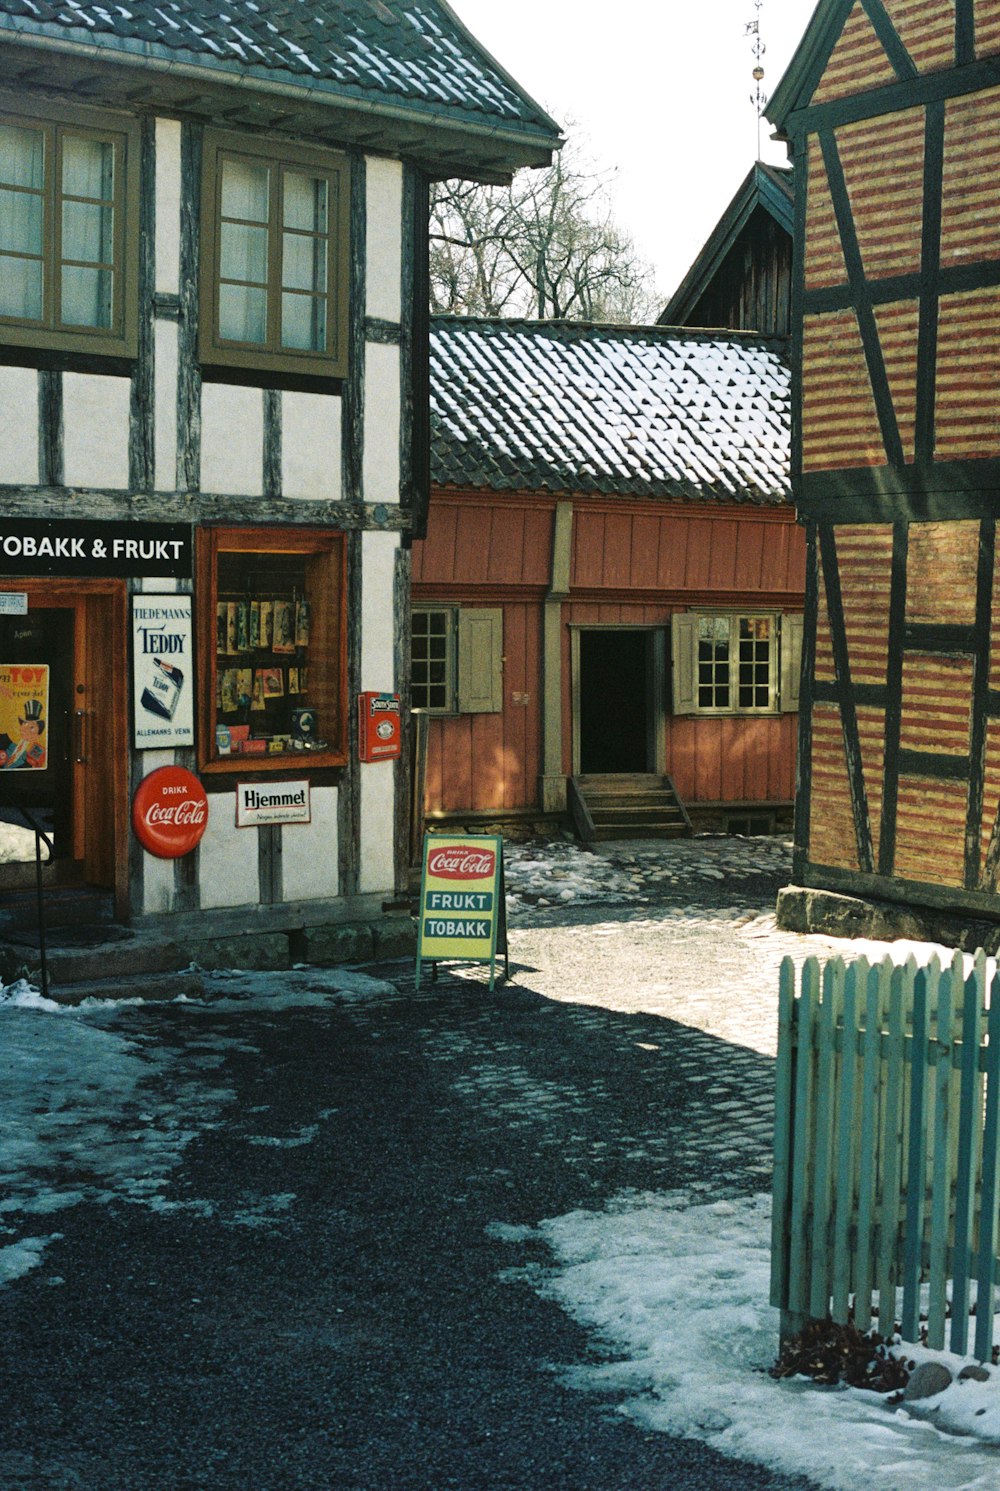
295,598,310,648
236,600,250,653
220,668,238,713
216,602,227,653
273,599,296,655
236,668,253,710
259,600,273,650
261,665,284,698
249,601,260,650
226,602,239,655
251,671,266,710
287,667,300,695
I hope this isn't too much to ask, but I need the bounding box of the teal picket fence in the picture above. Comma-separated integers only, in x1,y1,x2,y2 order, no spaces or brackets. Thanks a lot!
771,951,1000,1360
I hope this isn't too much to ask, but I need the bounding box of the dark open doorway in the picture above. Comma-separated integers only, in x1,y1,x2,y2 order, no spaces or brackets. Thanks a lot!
578,630,652,774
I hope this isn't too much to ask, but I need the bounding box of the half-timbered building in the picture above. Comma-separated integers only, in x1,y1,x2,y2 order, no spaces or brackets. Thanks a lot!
0,0,559,973
414,316,803,839
768,0,1000,941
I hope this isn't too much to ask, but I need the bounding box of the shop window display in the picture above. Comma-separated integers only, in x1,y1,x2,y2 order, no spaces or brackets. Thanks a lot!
197,528,346,773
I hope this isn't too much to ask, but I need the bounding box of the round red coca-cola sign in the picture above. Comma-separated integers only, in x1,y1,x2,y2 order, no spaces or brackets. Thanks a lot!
132,766,209,858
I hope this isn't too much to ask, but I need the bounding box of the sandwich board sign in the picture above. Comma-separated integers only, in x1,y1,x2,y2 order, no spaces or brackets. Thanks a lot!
415,834,509,991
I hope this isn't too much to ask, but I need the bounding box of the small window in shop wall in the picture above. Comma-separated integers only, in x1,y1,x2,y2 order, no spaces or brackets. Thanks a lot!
411,606,502,714
670,611,803,716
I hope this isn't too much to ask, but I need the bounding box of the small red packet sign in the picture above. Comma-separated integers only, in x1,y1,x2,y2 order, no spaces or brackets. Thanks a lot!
358,691,401,762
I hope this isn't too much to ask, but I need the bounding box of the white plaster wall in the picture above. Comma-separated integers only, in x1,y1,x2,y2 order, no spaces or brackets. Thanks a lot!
359,761,395,894
154,318,178,492
361,529,399,692
0,367,38,484
362,343,400,505
282,391,342,500
154,117,182,295
200,384,263,495
63,374,130,488
140,750,177,914
198,792,260,909
365,156,402,323
281,786,338,902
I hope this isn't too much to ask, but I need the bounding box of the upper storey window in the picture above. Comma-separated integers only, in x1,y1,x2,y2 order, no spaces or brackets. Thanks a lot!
200,132,349,381
0,101,137,360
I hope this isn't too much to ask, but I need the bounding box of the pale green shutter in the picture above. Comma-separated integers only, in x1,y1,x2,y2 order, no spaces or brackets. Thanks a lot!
780,613,804,713
457,608,503,713
671,612,698,714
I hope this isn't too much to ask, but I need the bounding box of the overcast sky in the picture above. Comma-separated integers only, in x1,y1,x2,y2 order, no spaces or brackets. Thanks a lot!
451,0,817,311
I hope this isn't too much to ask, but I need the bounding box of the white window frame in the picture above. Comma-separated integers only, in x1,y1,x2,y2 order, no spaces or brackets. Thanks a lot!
672,610,802,717
411,605,503,715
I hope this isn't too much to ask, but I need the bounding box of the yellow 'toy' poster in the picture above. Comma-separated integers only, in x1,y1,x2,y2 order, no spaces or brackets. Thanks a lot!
0,664,49,770
416,834,508,990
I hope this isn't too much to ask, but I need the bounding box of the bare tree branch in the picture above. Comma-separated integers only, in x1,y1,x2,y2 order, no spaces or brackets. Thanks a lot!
429,135,660,324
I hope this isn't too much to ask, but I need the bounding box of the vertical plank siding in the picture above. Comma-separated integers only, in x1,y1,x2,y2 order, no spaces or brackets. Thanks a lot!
417,493,804,814
772,952,1000,1361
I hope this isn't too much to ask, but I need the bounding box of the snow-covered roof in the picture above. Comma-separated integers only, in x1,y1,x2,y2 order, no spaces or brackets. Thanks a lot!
0,0,561,171
430,317,791,505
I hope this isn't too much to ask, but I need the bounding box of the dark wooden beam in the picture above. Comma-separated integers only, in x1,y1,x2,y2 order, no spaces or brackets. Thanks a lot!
819,525,875,873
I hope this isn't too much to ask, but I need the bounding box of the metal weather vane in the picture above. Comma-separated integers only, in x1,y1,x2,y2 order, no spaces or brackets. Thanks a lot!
745,0,768,160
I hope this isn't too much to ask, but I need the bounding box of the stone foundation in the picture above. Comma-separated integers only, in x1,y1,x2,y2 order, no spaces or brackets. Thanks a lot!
776,885,1000,954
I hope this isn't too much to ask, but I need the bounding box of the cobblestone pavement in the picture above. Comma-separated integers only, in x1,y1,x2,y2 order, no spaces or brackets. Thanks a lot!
1,834,833,1491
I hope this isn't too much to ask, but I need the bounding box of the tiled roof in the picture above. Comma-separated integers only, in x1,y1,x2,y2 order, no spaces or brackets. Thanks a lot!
430,317,791,505
0,0,559,144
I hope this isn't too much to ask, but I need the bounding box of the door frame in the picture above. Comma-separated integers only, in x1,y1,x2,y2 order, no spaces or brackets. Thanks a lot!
0,577,129,917
569,624,666,776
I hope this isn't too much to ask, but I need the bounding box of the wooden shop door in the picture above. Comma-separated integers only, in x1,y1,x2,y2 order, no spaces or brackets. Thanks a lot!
0,581,127,912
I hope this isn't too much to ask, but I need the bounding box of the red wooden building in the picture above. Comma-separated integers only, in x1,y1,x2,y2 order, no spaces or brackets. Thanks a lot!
413,316,803,837
768,0,1000,942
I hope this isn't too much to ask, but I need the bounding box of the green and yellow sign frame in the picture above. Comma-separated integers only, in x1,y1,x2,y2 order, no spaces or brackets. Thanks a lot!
415,833,509,991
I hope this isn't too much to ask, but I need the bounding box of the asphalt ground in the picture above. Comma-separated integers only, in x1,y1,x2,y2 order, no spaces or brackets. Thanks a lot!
1,843,822,1491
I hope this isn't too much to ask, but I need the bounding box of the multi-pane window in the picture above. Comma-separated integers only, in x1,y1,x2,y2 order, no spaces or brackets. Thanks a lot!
695,614,775,713
202,133,349,379
0,106,135,357
412,609,454,712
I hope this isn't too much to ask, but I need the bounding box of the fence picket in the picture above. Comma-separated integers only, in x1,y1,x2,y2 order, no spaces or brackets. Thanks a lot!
950,965,986,1354
927,962,957,1349
774,950,999,1363
974,970,1000,1363
810,958,843,1320
770,957,797,1312
901,960,933,1342
877,964,906,1335
831,959,862,1325
853,963,883,1332
788,957,820,1319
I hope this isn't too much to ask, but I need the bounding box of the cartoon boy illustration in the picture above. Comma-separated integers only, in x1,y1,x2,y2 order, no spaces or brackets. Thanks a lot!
4,697,46,769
